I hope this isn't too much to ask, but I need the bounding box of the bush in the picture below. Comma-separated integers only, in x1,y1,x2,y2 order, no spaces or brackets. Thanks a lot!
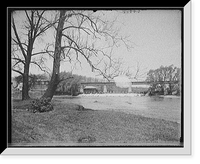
30,98,53,113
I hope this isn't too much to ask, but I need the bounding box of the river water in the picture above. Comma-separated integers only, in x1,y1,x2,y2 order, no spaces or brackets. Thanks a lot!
54,95,181,123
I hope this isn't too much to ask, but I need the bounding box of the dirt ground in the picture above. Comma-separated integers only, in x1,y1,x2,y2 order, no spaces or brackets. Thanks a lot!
11,98,181,146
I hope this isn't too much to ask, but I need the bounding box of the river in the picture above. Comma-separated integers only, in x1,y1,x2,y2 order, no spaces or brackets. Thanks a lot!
53,94,181,123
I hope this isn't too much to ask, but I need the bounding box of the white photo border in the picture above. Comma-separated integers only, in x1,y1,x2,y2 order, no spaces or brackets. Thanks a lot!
1,1,192,156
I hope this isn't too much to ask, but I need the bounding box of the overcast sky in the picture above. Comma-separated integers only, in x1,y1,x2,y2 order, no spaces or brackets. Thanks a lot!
12,10,182,79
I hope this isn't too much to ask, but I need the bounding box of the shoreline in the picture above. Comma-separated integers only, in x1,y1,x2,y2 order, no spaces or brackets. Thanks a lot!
78,93,143,97
54,93,180,98
158,95,180,98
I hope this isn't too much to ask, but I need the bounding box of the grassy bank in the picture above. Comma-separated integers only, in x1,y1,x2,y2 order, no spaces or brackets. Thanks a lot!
11,98,181,146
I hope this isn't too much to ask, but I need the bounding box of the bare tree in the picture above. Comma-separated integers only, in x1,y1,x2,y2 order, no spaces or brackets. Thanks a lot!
42,10,133,100
100,57,148,82
11,10,55,100
41,10,67,99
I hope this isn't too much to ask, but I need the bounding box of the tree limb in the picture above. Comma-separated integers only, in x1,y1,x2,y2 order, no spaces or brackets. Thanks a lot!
33,10,45,38
12,69,24,76
35,23,55,38
62,25,91,35
31,51,49,56
25,10,32,27
62,34,80,49
70,11,98,32
12,16,27,60
30,61,50,76
12,57,25,67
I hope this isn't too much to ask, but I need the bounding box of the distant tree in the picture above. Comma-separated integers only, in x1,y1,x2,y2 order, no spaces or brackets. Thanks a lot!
56,71,106,96
70,83,80,96
56,71,72,94
14,75,23,87
13,73,49,91
56,71,83,96
146,65,181,95
28,73,48,90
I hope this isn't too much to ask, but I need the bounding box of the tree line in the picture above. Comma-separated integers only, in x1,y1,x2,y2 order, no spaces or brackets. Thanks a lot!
13,64,181,97
145,65,181,96
13,72,104,95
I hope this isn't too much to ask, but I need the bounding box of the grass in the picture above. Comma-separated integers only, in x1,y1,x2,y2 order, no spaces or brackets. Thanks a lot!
11,98,181,146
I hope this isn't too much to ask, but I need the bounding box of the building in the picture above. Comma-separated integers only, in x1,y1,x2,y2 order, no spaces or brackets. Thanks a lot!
32,80,49,90
83,86,98,94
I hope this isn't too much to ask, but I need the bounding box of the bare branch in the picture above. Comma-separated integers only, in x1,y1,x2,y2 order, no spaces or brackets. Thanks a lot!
35,23,55,38
62,45,112,81
71,11,99,32
31,51,49,56
30,61,50,76
32,42,54,58
62,34,80,48
34,10,45,37
39,13,60,30
62,25,91,35
12,57,25,67
12,69,24,76
12,38,28,48
12,16,27,60
25,10,32,27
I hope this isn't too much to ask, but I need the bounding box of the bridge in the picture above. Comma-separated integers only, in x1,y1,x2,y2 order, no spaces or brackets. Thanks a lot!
80,81,179,94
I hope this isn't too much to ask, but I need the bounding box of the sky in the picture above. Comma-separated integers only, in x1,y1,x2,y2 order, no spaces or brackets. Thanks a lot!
11,10,182,80
110,10,181,70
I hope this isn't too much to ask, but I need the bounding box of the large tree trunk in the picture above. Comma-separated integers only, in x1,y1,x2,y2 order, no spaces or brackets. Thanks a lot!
21,37,34,100
22,57,31,100
168,83,173,95
42,11,66,100
22,74,30,100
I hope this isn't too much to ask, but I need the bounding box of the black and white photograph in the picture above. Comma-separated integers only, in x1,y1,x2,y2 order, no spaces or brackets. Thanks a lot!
4,3,192,155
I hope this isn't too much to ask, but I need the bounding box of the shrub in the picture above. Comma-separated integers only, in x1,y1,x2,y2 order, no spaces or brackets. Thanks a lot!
30,98,53,113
